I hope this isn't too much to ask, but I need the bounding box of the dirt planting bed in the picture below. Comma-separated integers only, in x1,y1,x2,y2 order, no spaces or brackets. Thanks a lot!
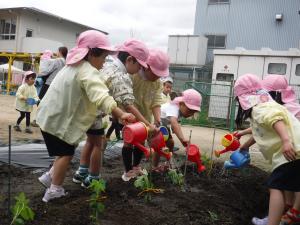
0,157,269,225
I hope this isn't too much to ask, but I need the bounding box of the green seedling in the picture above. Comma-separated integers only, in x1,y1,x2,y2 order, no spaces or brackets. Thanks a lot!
167,169,184,188
134,170,163,202
10,192,35,225
88,179,106,225
208,210,219,222
201,152,214,177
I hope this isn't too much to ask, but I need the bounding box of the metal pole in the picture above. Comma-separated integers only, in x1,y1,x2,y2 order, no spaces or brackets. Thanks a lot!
184,130,192,177
6,57,13,94
8,125,11,219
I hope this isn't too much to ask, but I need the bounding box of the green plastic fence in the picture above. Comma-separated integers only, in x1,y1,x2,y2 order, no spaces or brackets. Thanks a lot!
181,81,236,131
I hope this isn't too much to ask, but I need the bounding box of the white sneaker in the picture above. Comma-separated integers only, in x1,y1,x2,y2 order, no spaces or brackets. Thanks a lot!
42,188,66,203
121,170,137,182
132,166,147,176
38,172,52,188
252,216,268,225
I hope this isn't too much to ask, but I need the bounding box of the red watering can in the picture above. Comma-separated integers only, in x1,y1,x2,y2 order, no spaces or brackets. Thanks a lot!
186,144,205,172
214,133,240,158
122,122,151,158
149,127,172,160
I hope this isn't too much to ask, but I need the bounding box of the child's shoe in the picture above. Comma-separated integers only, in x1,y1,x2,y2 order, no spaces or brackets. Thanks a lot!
25,127,33,134
72,171,88,184
38,172,51,188
42,187,66,202
252,216,268,225
13,125,21,132
31,120,39,127
152,164,170,173
132,166,147,176
81,175,99,188
280,208,300,225
121,170,137,182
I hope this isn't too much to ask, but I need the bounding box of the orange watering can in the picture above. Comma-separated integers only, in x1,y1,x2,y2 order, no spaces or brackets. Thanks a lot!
122,122,151,158
149,126,172,160
214,133,240,158
186,144,205,172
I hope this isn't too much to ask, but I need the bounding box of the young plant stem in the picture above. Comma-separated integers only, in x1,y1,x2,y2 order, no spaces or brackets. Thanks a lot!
10,203,24,225
183,130,192,177
208,127,216,178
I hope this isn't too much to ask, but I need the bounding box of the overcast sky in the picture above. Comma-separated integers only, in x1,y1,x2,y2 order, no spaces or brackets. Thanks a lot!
0,0,197,50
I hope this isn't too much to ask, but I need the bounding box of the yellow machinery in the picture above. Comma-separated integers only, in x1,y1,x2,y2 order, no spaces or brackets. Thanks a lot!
0,52,41,94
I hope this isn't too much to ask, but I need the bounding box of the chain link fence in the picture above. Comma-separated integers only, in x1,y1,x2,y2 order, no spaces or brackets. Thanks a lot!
181,81,236,131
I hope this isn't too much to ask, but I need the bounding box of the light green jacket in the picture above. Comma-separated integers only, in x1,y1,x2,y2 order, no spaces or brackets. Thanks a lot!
36,61,117,145
131,72,163,122
251,101,300,171
15,83,39,112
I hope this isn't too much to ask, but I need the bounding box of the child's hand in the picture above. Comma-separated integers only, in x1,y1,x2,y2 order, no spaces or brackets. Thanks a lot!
148,124,159,137
181,139,190,147
120,113,136,125
282,141,297,161
233,131,242,139
21,97,27,101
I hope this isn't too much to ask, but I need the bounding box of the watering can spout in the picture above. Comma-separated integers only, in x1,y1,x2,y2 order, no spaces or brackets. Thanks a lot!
197,161,206,172
134,142,151,158
224,161,238,169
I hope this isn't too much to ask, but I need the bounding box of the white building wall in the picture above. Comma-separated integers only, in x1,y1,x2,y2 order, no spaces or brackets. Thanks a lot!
18,12,87,50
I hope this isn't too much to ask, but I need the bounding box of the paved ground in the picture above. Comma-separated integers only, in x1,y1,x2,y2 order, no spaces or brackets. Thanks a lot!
0,94,271,172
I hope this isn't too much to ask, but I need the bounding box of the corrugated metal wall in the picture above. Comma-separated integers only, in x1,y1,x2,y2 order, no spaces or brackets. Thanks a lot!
194,0,300,62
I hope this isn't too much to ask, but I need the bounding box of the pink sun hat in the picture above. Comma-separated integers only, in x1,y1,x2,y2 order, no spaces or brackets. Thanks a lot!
66,30,116,65
41,50,53,60
262,74,297,103
234,73,272,110
22,71,36,84
117,39,149,68
147,49,169,77
173,89,202,111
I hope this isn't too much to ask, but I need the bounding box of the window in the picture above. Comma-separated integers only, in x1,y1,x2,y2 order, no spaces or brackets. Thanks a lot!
216,73,234,82
206,35,226,48
26,29,33,37
208,0,230,4
296,64,300,76
0,19,16,40
268,63,287,75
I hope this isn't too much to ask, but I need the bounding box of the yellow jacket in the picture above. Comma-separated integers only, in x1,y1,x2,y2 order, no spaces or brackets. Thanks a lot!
131,72,163,122
15,83,39,112
251,101,300,171
36,61,117,145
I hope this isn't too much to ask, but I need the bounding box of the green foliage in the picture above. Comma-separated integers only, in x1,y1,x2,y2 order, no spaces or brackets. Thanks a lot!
134,170,154,202
10,192,35,225
208,210,219,222
167,169,184,188
201,152,213,169
88,179,106,225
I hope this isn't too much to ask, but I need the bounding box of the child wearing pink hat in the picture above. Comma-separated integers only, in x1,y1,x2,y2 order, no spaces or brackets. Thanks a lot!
234,74,300,225
152,89,202,170
246,74,300,225
14,71,39,133
36,30,135,202
119,49,170,179
73,39,157,184
262,75,300,120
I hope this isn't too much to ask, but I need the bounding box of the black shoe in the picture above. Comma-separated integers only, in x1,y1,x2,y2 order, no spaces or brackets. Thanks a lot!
13,125,21,132
25,128,33,134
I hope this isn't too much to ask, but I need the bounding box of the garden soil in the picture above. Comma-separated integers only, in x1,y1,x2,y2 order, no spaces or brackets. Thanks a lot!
0,156,270,225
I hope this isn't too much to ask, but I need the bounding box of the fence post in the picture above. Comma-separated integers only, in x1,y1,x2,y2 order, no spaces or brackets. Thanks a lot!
229,81,236,132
